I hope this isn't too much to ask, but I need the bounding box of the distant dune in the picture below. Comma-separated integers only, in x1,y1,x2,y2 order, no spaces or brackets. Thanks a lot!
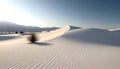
108,28,120,31
0,21,58,32
69,25,81,30
0,34,19,41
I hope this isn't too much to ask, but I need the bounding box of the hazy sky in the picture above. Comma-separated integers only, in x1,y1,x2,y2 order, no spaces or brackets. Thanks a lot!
0,0,120,29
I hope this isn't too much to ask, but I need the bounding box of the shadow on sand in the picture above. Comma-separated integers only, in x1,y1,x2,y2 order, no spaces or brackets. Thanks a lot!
29,42,52,46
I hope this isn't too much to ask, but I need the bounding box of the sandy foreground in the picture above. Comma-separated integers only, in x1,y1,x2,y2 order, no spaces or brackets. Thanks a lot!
0,26,120,69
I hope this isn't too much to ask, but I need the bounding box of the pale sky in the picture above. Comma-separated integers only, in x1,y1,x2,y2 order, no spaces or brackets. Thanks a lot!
0,0,120,29
0,0,51,27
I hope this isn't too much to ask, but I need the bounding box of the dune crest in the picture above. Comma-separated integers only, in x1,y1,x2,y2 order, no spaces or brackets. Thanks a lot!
39,25,70,42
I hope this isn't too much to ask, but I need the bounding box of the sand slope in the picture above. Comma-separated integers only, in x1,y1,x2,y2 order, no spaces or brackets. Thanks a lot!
63,28,120,46
0,26,120,69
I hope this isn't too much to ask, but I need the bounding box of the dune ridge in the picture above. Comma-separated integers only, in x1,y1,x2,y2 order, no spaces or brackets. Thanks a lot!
38,25,70,42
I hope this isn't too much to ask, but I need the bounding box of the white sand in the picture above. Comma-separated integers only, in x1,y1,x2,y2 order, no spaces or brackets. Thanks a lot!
38,25,70,42
0,26,120,69
108,28,120,31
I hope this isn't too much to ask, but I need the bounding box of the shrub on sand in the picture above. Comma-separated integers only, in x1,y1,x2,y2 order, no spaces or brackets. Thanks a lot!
15,31,18,34
28,32,38,43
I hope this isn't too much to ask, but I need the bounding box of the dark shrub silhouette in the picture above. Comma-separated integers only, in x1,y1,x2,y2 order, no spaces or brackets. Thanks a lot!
20,31,24,34
15,31,18,34
28,33,38,43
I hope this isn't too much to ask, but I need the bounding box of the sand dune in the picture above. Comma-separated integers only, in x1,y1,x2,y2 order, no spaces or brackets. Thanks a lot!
63,28,120,46
0,26,120,69
108,28,120,31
